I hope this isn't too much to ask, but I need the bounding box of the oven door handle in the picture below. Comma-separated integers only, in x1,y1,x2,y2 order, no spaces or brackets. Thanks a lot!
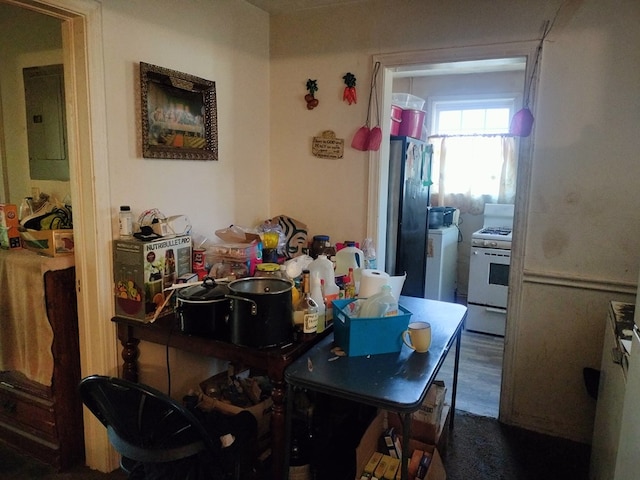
485,306,507,314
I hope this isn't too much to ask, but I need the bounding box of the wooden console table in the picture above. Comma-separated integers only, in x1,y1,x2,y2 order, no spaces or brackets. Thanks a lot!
112,314,330,480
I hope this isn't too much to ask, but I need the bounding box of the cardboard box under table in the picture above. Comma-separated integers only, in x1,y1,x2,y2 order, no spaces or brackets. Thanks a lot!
356,411,446,480
199,370,273,451
333,298,412,357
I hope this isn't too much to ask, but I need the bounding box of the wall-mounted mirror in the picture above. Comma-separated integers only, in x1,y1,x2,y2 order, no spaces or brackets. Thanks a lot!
23,64,69,181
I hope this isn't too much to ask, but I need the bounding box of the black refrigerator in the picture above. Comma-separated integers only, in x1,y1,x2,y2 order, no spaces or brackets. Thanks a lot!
385,136,433,297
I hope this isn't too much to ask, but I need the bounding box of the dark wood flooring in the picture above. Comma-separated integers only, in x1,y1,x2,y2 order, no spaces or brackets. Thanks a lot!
437,328,504,418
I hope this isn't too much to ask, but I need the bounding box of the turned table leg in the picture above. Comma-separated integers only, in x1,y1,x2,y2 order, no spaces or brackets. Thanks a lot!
118,325,140,382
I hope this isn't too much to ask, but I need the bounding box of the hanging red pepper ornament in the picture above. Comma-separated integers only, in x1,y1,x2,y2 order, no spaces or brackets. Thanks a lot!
342,72,357,105
305,79,319,110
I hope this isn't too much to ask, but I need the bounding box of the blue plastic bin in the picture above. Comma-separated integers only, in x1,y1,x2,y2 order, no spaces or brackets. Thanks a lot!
332,298,412,356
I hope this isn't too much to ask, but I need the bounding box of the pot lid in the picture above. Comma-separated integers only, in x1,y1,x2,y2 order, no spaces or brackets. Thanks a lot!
177,277,229,302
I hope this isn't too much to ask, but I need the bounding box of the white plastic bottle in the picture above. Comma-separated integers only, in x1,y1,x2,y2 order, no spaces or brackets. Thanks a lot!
118,205,133,238
308,254,339,322
359,284,398,318
334,241,364,277
309,271,326,333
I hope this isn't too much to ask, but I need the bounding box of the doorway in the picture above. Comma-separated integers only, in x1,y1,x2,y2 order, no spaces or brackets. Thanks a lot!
370,43,539,419
0,0,117,472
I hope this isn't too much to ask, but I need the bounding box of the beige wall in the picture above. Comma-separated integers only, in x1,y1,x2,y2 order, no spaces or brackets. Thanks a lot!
0,6,68,204
98,0,271,392
269,0,640,443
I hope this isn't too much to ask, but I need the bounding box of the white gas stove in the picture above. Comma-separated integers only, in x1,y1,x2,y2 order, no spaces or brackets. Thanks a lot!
471,204,515,250
467,203,515,336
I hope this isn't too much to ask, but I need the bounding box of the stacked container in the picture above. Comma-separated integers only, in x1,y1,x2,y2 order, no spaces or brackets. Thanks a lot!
391,93,426,140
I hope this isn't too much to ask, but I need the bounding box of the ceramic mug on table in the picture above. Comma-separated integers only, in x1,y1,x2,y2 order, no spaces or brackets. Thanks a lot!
402,321,432,353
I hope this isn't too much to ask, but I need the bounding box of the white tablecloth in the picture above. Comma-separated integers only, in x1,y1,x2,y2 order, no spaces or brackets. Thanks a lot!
0,248,74,386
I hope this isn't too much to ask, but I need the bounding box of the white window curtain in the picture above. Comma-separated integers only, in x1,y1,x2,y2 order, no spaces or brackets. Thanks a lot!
429,135,517,215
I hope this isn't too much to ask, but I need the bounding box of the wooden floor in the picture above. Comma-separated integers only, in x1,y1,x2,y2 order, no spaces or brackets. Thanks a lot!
437,328,504,418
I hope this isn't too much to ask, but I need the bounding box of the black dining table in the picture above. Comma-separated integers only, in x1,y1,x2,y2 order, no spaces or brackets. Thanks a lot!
284,295,466,480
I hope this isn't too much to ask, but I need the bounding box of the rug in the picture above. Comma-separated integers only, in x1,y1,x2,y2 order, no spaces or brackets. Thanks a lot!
444,410,591,480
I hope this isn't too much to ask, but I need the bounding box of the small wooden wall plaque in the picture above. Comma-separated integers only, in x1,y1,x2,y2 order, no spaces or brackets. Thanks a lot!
312,130,344,159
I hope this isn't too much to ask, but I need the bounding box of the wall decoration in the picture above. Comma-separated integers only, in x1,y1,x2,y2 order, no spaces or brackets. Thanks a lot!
140,62,217,160
312,130,344,159
342,72,357,105
305,79,319,110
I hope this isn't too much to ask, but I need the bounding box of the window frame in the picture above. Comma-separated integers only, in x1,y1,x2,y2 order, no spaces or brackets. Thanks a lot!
428,93,522,136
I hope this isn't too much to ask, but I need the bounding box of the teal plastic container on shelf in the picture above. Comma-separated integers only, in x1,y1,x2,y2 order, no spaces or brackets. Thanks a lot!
332,298,412,357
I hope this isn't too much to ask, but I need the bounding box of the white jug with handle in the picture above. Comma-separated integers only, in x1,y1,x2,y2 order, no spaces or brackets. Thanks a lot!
334,241,365,277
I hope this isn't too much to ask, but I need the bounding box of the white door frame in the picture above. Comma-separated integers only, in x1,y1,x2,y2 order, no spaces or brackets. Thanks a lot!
370,42,539,423
3,0,119,471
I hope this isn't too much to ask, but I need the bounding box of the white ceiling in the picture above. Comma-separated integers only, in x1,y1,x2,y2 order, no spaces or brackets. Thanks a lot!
245,0,364,15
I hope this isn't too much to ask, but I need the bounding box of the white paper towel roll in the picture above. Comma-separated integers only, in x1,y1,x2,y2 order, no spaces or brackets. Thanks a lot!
358,269,390,299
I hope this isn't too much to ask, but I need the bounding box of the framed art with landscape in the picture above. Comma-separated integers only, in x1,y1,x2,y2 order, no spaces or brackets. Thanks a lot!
140,62,217,160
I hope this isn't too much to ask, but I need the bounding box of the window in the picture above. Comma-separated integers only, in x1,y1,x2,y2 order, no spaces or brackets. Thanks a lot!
428,95,519,210
431,96,516,135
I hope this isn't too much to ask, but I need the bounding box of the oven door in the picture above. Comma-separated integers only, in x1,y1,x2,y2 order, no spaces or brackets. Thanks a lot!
467,247,510,308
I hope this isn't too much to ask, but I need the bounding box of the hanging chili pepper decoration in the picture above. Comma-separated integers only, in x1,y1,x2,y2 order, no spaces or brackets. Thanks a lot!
342,72,357,105
305,79,319,110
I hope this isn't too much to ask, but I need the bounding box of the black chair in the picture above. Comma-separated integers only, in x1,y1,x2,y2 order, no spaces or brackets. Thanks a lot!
79,375,255,479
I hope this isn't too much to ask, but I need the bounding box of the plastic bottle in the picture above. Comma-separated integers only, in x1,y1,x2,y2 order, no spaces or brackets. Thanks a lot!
334,241,364,277
344,267,356,299
309,271,326,333
118,205,133,238
293,270,318,335
362,238,378,269
19,197,33,222
308,254,339,322
359,284,398,318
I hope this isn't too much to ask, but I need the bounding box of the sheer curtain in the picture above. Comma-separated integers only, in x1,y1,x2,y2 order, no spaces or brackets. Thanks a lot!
429,135,517,214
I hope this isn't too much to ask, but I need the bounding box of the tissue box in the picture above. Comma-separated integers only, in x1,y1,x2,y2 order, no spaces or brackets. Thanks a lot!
333,299,412,356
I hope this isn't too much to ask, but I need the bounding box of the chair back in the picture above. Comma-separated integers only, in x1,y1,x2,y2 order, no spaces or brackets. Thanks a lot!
79,375,215,464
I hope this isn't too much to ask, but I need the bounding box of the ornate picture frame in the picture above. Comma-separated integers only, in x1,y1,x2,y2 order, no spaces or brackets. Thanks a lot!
140,62,217,160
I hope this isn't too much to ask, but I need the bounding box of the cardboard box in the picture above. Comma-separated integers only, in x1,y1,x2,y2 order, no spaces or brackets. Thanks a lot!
356,412,446,480
199,370,273,449
113,236,192,322
20,229,74,256
386,403,450,450
0,204,21,249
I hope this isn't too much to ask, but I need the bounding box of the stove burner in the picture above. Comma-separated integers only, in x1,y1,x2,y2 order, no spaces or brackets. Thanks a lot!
479,227,512,236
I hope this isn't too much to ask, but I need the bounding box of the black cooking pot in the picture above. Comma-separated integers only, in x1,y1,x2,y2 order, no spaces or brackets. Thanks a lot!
176,277,230,340
227,277,294,348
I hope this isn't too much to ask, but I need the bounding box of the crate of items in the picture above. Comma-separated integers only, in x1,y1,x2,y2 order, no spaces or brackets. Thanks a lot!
20,229,74,256
208,240,262,279
199,368,273,450
356,411,446,480
113,235,192,322
332,298,412,357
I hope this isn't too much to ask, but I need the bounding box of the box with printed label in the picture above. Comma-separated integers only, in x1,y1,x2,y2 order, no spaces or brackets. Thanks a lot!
20,229,74,256
113,236,192,322
0,204,21,249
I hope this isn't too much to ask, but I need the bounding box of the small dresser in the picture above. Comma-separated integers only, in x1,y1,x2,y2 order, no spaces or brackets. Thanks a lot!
0,250,83,470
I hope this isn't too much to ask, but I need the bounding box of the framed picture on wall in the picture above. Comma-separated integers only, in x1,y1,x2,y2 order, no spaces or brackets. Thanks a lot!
140,62,217,160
